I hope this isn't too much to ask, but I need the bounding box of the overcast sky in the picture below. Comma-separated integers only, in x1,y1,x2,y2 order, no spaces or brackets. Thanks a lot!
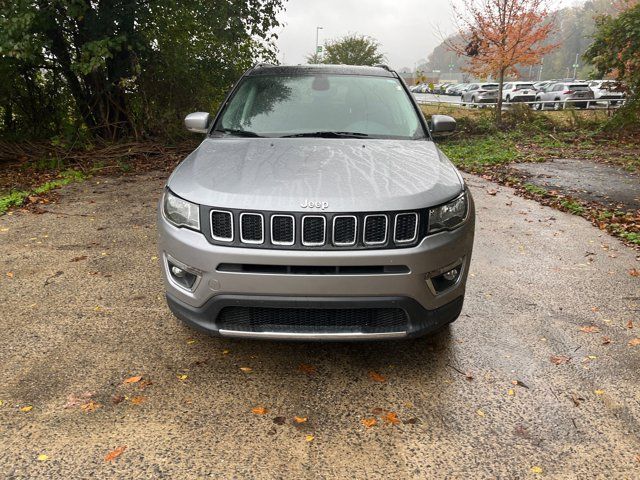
275,0,576,69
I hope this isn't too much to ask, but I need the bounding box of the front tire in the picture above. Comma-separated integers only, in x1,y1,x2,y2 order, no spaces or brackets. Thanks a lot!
553,99,563,111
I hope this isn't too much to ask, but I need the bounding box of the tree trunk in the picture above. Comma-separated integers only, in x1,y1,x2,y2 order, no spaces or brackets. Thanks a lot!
496,68,505,126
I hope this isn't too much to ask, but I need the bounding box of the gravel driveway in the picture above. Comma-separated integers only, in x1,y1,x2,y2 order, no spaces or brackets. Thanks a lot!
1,171,639,479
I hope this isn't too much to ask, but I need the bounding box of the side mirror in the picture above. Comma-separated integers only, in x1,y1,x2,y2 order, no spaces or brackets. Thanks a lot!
184,112,211,133
430,115,456,137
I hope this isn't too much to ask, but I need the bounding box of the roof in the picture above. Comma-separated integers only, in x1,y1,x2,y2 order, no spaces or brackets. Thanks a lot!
247,64,397,78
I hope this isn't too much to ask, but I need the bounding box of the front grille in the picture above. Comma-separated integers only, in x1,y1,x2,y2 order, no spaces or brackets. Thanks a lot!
210,210,233,241
271,215,294,245
333,216,357,245
217,306,408,334
364,215,388,245
202,208,426,250
394,213,418,243
240,213,263,244
302,216,326,246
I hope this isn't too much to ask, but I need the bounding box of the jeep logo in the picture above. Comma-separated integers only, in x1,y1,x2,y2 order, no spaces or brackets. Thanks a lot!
300,199,329,210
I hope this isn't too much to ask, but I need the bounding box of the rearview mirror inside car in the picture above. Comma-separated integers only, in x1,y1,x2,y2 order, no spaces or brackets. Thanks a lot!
184,112,211,133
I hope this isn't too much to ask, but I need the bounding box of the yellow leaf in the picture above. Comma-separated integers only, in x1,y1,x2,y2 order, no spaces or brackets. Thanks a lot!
130,396,146,405
80,400,102,413
476,409,485,417
222,349,230,355
507,389,515,396
594,389,605,395
629,338,640,347
20,405,33,412
384,411,400,425
530,466,543,474
186,339,196,344
361,418,377,428
123,375,142,384
6,272,13,278
177,374,188,381
251,406,268,415
305,434,314,442
368,370,386,383
294,416,308,424
37,454,49,462
239,367,253,373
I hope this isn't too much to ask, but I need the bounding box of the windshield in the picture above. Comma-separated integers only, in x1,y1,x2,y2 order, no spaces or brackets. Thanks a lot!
215,74,425,139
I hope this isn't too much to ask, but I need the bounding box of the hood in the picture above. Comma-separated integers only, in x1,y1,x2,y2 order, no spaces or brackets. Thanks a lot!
168,137,463,212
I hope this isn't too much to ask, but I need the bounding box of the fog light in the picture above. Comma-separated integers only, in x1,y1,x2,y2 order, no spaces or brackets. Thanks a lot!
171,266,186,278
168,260,198,290
443,268,459,281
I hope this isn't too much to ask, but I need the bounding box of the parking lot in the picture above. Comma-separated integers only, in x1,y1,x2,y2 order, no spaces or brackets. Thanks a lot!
1,171,639,478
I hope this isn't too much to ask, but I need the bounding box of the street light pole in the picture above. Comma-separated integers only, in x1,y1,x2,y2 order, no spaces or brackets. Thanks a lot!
572,53,579,79
315,26,323,62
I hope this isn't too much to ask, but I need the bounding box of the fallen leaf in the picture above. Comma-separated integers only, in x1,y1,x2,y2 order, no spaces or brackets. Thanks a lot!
64,391,94,408
251,406,268,415
305,434,314,442
298,364,316,376
570,393,584,407
294,416,308,424
368,371,386,383
186,339,197,345
70,255,87,262
273,416,286,425
629,338,640,347
104,446,127,462
550,355,571,365
465,371,474,381
629,268,639,277
111,395,125,405
6,271,14,278
123,375,142,384
511,380,530,389
487,189,498,196
239,367,253,373
130,396,146,405
37,454,49,461
507,389,515,396
222,349,230,355
361,418,377,428
530,466,543,474
476,409,485,417
177,374,188,381
594,389,605,395
403,417,418,425
384,411,400,425
579,325,600,333
80,400,102,413
138,379,153,390
371,407,385,415
602,336,612,345
627,320,634,329
20,405,33,412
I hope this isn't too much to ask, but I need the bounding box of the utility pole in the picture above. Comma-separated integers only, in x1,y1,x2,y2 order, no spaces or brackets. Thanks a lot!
572,53,579,79
315,26,323,62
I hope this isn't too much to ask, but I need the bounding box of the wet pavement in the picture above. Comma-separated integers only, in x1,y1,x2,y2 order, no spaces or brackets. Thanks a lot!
512,158,640,211
1,172,639,479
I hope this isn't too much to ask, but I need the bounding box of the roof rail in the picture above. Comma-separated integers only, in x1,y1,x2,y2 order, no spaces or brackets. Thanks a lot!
251,62,276,71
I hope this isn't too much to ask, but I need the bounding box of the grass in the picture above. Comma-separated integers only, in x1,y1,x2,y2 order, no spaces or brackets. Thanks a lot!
0,169,86,215
439,133,519,171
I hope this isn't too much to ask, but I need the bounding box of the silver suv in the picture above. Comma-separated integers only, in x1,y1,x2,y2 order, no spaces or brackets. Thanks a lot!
158,64,475,341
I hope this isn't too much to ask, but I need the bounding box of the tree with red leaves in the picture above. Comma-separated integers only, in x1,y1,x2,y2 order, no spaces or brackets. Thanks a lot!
450,0,558,124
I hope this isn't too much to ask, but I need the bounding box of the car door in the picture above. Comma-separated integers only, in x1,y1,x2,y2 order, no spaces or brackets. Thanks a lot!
502,83,512,100
463,84,477,102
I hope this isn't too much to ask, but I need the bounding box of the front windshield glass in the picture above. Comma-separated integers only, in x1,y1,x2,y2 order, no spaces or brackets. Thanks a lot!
215,74,425,139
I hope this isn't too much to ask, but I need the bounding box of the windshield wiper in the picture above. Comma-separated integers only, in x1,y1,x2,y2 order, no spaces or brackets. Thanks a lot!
214,128,263,137
281,131,370,138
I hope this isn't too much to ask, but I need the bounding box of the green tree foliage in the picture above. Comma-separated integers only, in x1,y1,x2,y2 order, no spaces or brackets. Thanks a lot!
0,0,284,140
309,34,385,66
585,3,640,125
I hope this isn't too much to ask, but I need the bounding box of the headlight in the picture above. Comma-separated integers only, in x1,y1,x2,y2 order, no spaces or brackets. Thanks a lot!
428,192,468,233
163,190,200,231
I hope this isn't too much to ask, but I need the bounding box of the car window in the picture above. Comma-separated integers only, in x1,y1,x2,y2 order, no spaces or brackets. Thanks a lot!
515,84,534,89
217,74,425,139
482,84,499,89
569,84,590,91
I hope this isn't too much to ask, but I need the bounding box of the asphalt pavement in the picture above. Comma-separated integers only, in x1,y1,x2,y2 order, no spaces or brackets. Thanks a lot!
1,172,639,479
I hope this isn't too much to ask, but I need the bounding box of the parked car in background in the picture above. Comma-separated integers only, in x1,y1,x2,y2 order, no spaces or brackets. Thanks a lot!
461,83,499,106
448,84,468,96
534,82,594,110
587,80,626,106
444,84,459,95
501,82,536,103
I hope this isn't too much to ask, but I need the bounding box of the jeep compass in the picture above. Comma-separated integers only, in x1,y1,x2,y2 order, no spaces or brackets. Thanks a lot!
158,64,475,340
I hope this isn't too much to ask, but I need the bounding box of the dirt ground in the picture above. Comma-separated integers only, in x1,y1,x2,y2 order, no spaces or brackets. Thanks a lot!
1,171,639,479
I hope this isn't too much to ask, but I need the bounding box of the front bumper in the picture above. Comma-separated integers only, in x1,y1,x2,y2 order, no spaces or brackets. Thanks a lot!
158,198,475,340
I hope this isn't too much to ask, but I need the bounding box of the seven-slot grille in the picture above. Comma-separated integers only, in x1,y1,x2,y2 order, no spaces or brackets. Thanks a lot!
204,209,425,250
